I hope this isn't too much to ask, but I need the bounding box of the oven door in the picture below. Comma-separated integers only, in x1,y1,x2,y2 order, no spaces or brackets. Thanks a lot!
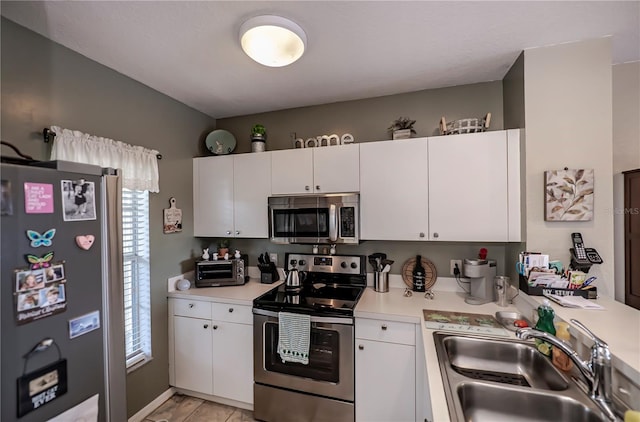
253,309,354,402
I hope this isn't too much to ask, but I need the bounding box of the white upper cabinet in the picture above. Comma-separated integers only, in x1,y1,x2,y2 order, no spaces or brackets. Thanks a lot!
428,129,521,241
313,144,360,193
359,138,429,241
233,153,271,238
360,130,522,242
193,153,271,238
193,155,234,237
271,144,360,195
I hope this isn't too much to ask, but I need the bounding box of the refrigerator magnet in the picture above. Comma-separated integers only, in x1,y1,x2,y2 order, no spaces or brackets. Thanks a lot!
68,310,100,339
17,339,68,417
14,267,67,325
61,179,96,221
24,182,54,214
25,252,54,270
26,228,56,248
75,235,95,250
1,179,13,215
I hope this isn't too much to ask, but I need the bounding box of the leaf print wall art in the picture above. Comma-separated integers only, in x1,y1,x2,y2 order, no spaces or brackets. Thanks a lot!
545,169,594,221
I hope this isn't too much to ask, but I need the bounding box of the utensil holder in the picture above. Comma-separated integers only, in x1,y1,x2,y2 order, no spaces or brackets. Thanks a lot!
374,272,389,293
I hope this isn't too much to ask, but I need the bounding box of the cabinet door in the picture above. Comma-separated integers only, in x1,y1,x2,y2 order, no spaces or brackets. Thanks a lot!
271,149,314,195
212,322,253,404
193,156,234,237
173,316,213,395
359,138,429,240
233,153,271,238
428,131,508,241
355,339,415,422
313,144,360,193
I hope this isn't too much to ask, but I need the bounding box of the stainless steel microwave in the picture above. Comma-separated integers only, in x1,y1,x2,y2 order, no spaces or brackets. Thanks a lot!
268,193,359,244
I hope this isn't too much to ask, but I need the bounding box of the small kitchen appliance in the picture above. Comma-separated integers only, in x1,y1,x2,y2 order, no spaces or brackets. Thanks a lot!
463,259,497,305
268,193,359,244
284,259,304,290
194,255,247,287
253,253,366,422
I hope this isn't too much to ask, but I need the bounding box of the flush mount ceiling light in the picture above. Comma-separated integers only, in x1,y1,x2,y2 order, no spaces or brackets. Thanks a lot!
239,15,307,67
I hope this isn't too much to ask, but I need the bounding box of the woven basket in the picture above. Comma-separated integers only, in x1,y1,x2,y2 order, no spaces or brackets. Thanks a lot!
439,113,491,135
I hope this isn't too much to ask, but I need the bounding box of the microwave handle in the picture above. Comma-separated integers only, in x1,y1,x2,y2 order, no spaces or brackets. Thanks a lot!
329,204,338,242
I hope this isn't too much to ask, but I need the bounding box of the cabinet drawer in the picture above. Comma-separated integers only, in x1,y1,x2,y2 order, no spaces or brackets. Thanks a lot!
172,298,211,319
356,318,415,345
212,302,252,325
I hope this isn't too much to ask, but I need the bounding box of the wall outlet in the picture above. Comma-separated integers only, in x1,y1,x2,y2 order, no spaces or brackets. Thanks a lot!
269,253,278,266
450,259,463,276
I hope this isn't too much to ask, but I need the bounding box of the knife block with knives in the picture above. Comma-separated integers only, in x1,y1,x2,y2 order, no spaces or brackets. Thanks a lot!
258,252,280,284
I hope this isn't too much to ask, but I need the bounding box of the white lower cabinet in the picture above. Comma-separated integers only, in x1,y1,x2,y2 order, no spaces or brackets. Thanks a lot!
355,318,428,422
169,298,253,405
173,314,214,394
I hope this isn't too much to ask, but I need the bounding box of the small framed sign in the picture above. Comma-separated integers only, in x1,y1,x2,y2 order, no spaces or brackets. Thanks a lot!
17,347,68,418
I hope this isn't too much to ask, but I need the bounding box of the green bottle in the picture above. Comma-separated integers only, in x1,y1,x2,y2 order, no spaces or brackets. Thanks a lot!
534,299,556,357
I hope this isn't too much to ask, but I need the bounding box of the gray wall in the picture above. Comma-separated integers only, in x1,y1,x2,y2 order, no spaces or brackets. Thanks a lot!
1,18,215,417
218,81,504,152
503,52,525,130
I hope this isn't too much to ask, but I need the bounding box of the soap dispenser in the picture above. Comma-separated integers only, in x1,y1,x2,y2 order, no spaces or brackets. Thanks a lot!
552,321,574,371
534,299,556,357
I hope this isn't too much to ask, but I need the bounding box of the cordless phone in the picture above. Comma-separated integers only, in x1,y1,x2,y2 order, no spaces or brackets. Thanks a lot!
571,232,588,263
571,232,603,265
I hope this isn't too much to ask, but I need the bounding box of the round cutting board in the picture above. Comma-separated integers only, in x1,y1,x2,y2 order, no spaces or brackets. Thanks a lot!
401,256,437,290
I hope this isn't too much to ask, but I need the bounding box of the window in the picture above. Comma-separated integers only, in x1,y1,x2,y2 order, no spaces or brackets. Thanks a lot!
122,188,151,370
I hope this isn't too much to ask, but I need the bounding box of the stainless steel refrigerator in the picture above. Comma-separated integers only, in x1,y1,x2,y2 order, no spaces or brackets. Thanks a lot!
1,160,127,422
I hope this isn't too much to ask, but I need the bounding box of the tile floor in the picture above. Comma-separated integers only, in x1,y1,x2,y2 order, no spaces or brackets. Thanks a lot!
144,394,257,422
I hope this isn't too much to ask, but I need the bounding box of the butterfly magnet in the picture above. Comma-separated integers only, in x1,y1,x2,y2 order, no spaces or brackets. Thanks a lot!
26,229,56,247
25,252,54,270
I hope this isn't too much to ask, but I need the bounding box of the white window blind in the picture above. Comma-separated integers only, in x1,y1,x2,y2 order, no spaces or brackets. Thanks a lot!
122,188,151,369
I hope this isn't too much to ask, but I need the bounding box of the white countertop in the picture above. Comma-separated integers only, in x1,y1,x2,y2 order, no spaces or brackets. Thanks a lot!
167,278,282,306
355,286,640,422
168,276,639,422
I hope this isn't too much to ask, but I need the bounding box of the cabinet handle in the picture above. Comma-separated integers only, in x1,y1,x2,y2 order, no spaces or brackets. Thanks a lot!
189,303,194,308
203,324,209,329
315,185,320,190
226,230,232,235
381,324,388,330
358,344,364,350
305,185,310,191
419,232,425,238
228,308,234,313
433,232,439,238
235,230,240,235
213,325,218,330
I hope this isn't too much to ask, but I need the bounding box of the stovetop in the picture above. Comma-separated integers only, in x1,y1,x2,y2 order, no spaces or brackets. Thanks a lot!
253,253,366,317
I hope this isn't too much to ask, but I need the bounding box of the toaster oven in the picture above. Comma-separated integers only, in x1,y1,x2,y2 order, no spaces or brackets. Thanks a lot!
195,255,247,287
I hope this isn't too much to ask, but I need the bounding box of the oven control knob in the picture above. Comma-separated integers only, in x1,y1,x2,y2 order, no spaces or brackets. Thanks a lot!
298,259,306,266
350,262,358,269
341,262,348,268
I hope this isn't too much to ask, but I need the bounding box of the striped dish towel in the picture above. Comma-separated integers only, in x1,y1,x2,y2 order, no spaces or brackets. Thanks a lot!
277,312,311,365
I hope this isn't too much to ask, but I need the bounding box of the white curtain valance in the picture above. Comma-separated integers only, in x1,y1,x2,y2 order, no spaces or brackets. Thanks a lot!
49,126,160,192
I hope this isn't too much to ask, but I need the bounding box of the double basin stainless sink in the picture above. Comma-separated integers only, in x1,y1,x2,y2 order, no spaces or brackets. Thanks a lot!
433,332,614,421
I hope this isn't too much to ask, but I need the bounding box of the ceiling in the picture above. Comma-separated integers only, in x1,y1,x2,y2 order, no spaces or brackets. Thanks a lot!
2,1,639,119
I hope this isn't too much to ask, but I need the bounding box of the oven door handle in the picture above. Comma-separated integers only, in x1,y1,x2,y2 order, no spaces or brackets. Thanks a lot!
253,308,353,325
329,204,338,242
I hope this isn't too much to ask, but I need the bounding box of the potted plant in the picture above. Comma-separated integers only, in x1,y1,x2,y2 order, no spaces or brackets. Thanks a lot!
251,124,267,152
388,117,416,140
218,238,230,257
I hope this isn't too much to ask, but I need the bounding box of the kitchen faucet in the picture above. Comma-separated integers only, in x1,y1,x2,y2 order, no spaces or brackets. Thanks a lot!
516,319,616,421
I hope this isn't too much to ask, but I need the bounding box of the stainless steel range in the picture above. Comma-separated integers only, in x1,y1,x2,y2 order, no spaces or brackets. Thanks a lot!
253,253,366,422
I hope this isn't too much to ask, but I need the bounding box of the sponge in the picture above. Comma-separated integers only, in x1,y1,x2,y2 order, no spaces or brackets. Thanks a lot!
625,410,640,422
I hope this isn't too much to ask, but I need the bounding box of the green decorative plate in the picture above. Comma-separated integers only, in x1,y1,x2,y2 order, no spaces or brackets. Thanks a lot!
205,130,236,155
